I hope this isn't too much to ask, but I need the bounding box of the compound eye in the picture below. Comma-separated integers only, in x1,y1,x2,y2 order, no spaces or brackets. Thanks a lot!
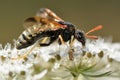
78,33,82,38
75,31,85,46
77,31,84,38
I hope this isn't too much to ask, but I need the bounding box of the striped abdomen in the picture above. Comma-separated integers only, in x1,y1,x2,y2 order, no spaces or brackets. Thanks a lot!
16,29,38,49
16,28,59,49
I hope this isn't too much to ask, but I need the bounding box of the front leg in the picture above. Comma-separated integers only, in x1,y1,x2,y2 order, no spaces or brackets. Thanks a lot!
68,36,75,60
58,35,75,60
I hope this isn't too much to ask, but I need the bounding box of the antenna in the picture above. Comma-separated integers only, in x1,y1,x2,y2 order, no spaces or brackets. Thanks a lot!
85,25,103,39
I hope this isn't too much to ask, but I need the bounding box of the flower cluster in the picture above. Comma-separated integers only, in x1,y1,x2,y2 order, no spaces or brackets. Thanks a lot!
0,38,120,80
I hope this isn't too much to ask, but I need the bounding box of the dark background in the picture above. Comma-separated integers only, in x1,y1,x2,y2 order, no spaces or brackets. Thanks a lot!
0,0,120,45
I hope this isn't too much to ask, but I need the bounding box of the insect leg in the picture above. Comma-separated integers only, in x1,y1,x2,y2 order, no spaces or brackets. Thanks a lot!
11,37,49,60
58,35,74,60
11,43,37,60
41,37,49,43
68,36,75,60
58,35,65,44
40,36,57,46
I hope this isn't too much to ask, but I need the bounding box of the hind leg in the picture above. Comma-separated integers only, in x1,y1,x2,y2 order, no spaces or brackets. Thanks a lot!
11,37,50,60
11,42,37,60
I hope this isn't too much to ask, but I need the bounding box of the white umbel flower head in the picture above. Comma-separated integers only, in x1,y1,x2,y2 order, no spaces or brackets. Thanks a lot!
0,38,120,80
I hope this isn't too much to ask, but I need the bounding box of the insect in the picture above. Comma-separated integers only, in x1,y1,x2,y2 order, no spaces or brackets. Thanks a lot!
12,8,102,60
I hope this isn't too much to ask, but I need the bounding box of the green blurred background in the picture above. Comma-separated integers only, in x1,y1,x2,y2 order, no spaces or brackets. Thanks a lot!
0,0,120,45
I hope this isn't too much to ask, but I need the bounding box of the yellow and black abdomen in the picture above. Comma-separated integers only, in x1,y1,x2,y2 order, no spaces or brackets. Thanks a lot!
16,29,38,49
16,28,59,49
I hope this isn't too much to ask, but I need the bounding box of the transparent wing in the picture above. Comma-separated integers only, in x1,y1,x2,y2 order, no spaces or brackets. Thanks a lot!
23,16,66,34
36,8,63,21
23,8,64,29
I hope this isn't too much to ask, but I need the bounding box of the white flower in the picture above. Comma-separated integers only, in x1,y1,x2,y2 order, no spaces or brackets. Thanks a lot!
0,38,120,80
